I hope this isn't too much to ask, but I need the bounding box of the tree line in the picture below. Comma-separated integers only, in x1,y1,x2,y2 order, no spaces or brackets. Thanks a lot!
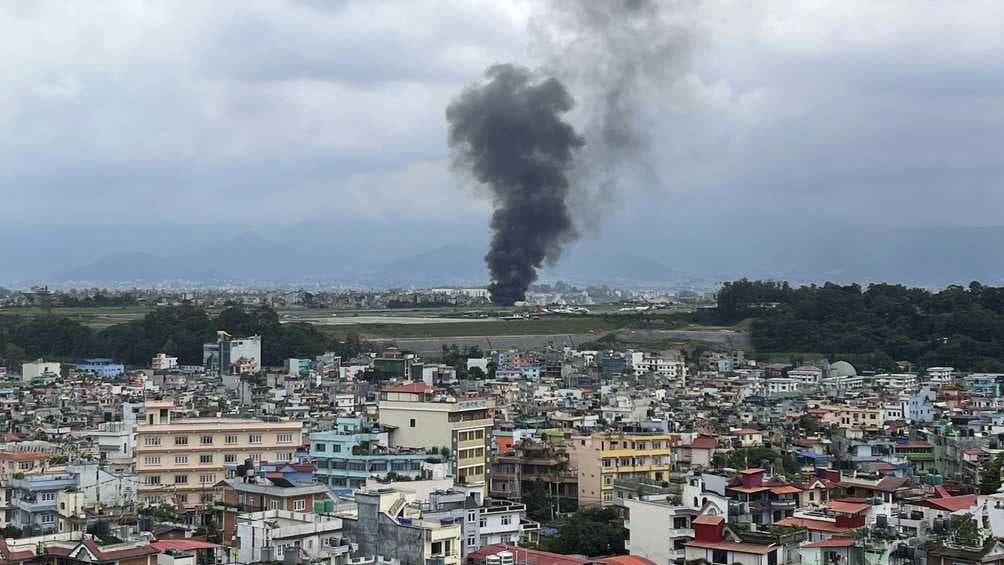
703,279,1004,371
0,305,372,369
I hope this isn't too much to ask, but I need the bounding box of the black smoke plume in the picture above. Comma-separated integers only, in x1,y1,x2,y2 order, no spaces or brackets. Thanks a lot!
446,64,584,306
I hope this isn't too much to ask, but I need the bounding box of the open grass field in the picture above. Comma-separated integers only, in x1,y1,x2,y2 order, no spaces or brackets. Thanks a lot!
318,315,627,339
0,305,154,328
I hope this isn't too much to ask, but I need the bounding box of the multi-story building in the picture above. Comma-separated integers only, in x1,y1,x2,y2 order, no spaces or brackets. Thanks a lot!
421,489,539,557
75,358,125,379
338,489,463,565
203,333,262,375
378,384,494,492
490,442,577,511
236,509,350,565
151,353,179,371
81,421,136,459
309,417,441,489
569,432,673,507
217,476,331,543
9,473,78,536
20,360,61,383
624,497,703,564
134,400,302,508
726,469,802,527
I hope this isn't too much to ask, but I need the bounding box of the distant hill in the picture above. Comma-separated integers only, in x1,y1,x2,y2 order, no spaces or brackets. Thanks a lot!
370,244,489,287
51,251,220,285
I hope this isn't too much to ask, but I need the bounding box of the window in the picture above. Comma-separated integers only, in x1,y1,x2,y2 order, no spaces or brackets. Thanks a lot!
809,491,815,501
175,455,188,465
175,475,188,484
175,436,189,446
200,474,216,484
144,456,161,465
277,433,293,444
768,550,778,565
145,476,161,485
41,513,55,524
200,454,213,464
250,453,262,462
225,434,239,444
200,435,214,445
410,419,416,428
269,499,280,510
467,511,477,522
315,443,326,452
225,454,237,463
332,444,341,453
294,499,306,511
501,515,512,526
479,518,486,528
249,434,262,444
144,436,161,446
467,535,477,547
40,492,56,502
18,461,32,470
201,493,214,503
712,550,728,564
178,494,188,503
276,452,293,461
145,496,159,505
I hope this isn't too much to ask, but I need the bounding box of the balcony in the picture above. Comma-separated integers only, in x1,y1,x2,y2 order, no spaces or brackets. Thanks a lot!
771,499,797,510
669,528,694,538
14,497,56,513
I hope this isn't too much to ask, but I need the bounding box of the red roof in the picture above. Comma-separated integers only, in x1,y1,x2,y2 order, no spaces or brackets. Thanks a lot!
692,436,718,449
151,540,220,552
895,441,934,449
468,544,586,565
774,517,850,534
598,556,657,565
770,485,803,495
828,500,871,514
741,468,766,475
686,540,776,555
0,539,35,561
693,515,725,526
923,494,977,512
803,538,856,548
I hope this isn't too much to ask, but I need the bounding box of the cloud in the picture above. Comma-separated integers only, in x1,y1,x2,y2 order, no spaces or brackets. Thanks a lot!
2,0,1004,281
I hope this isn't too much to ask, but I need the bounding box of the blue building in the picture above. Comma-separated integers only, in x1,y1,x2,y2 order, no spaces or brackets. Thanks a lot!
76,358,124,378
310,418,442,489
10,473,79,535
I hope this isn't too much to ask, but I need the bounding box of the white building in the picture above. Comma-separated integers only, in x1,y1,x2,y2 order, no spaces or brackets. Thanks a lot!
80,421,136,458
203,333,262,375
21,360,61,383
788,366,823,386
873,373,918,390
236,510,350,565
151,353,178,370
766,377,799,395
624,498,698,564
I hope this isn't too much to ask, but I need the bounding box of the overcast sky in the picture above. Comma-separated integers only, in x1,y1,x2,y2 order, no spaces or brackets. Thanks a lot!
3,1,1004,283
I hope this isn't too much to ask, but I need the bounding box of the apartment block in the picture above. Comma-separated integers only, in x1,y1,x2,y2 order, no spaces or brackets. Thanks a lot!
378,384,494,491
134,400,302,508
570,432,673,506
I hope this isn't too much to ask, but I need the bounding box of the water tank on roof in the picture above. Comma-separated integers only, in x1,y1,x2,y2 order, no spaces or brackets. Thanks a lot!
497,552,515,565
487,556,502,565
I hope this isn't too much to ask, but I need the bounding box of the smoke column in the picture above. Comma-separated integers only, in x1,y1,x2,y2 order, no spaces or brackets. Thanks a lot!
446,64,584,306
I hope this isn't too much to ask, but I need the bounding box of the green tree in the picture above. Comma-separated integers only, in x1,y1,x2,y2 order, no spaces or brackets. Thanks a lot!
978,453,1004,495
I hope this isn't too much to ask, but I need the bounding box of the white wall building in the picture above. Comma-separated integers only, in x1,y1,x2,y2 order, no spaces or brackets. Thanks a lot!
21,360,61,383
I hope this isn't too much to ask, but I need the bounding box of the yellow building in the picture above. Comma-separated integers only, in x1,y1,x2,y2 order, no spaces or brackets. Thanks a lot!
135,400,302,508
570,432,674,507
377,384,494,490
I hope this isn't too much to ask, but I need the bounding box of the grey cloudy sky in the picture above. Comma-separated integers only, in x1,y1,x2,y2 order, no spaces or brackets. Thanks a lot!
3,0,1004,284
